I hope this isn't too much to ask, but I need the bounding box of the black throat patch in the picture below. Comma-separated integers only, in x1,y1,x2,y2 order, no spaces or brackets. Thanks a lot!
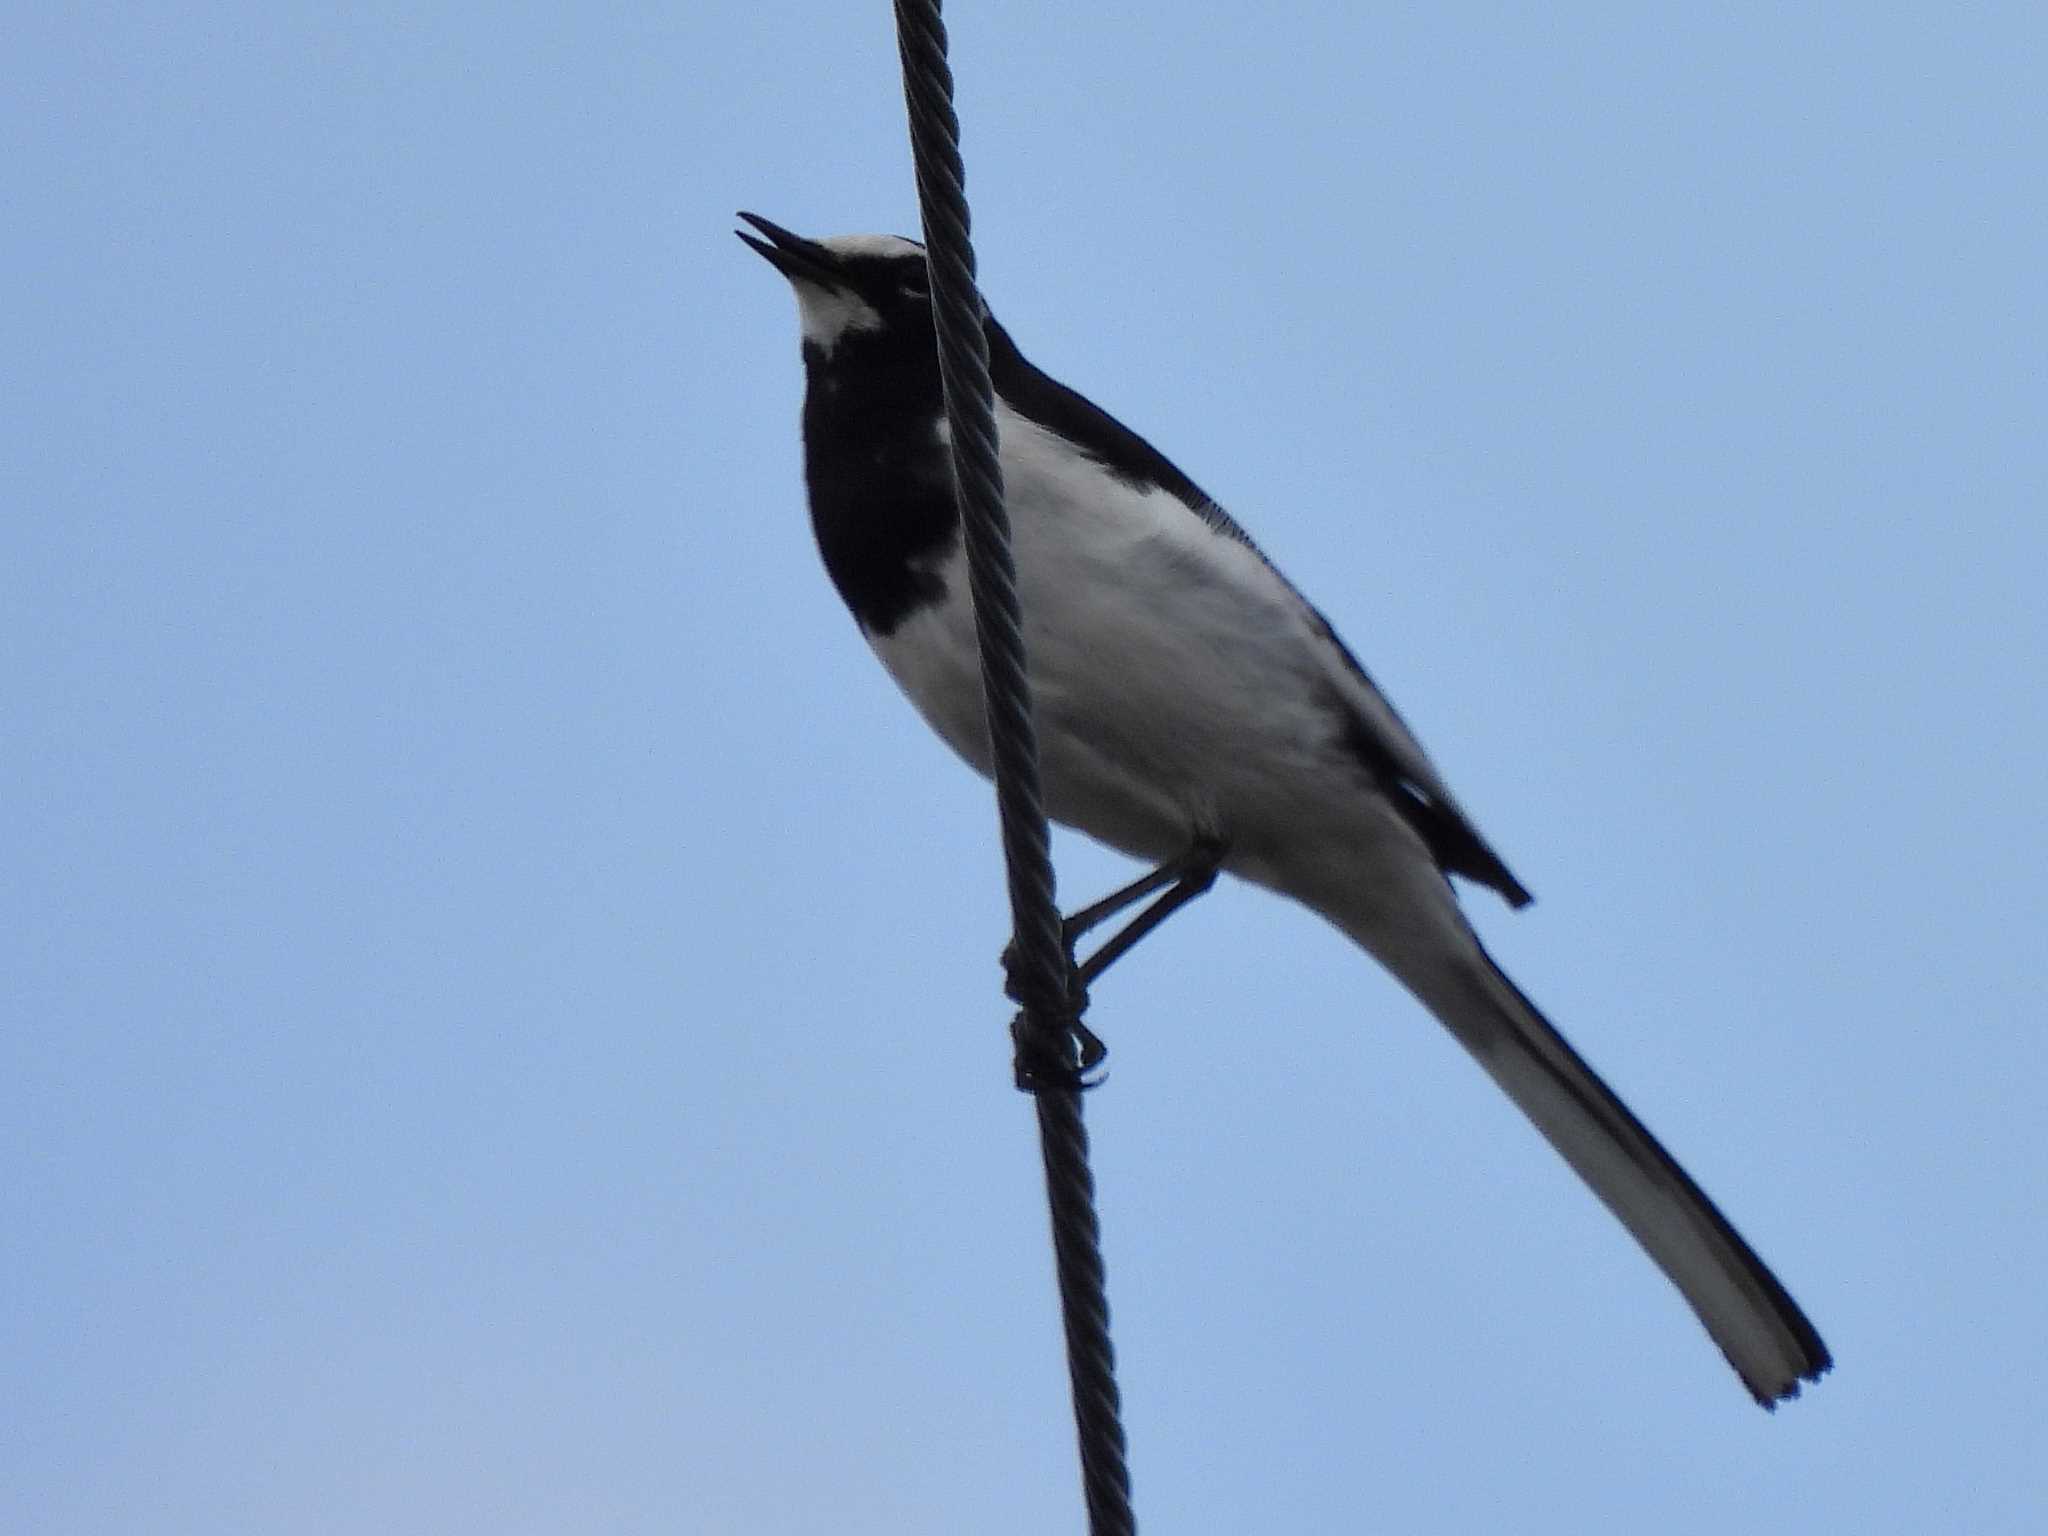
800,324,961,637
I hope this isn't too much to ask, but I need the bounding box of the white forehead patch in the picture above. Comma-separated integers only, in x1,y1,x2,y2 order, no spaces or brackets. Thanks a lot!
814,233,925,260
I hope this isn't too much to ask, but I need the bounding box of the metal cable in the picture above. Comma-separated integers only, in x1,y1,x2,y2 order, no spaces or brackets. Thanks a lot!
891,3,1136,1530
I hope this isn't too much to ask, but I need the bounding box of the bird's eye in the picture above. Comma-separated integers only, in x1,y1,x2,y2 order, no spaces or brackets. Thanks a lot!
901,279,930,299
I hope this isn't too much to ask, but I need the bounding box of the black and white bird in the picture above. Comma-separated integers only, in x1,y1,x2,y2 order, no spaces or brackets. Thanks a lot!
736,212,1831,1407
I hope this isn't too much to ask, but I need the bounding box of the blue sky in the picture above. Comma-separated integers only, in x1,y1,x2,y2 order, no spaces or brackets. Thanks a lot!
5,5,2044,1532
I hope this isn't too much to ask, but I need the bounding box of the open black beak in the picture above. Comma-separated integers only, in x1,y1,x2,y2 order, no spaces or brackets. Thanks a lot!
735,212,846,288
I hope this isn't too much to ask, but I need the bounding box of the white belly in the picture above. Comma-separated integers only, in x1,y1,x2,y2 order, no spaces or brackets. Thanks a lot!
868,410,1359,873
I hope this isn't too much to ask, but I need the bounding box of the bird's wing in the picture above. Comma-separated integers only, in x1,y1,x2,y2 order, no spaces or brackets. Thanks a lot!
1294,594,1534,908
987,317,1531,906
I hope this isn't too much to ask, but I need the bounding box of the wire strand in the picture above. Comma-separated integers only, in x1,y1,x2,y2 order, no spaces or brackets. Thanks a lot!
890,3,1136,1530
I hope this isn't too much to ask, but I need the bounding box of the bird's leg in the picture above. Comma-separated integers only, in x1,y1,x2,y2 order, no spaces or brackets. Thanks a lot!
1065,832,1228,986
1003,833,1227,1081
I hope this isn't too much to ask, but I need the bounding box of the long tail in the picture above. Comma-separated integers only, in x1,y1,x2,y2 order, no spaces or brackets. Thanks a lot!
1393,930,1832,1405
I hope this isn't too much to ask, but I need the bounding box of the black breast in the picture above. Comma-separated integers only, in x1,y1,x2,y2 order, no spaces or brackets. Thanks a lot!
800,329,960,637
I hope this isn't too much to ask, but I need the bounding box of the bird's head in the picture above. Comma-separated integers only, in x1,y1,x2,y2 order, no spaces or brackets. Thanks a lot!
736,213,941,358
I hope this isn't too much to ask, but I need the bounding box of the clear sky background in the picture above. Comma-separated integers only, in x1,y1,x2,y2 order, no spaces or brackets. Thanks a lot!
6,5,2044,1532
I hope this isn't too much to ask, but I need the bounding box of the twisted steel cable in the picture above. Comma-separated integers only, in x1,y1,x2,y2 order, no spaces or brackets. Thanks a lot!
891,2,1136,1530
